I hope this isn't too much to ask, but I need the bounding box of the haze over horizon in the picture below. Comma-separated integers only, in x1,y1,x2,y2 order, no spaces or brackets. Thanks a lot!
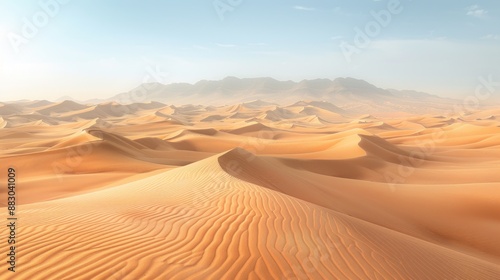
1,0,499,101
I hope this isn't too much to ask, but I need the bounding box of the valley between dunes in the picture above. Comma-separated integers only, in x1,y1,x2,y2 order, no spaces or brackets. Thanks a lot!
1,100,500,279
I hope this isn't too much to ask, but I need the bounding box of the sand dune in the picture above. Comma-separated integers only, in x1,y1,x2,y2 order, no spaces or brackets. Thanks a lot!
218,148,500,261
0,103,26,116
0,117,7,128
36,100,89,116
20,100,54,108
224,122,276,136
1,151,499,280
1,100,499,279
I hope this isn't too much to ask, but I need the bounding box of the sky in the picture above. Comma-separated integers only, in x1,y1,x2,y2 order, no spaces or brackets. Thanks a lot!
0,0,499,101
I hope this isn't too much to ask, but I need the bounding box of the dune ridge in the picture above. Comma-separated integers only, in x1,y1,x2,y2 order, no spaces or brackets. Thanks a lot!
1,100,500,279
1,151,499,279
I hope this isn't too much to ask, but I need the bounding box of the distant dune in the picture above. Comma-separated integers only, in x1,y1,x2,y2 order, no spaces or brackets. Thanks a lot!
1,99,500,279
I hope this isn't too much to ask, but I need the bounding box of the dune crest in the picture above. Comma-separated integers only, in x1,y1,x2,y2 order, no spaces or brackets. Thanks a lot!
1,100,500,279
1,150,499,279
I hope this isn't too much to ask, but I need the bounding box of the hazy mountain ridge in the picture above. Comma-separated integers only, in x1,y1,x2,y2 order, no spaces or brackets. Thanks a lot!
103,77,460,114
3,77,465,115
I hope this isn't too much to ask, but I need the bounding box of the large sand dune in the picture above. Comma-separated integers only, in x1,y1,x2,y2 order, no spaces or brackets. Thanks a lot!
1,100,499,279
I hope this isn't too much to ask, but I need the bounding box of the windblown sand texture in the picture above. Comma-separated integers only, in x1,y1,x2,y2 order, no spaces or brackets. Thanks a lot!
1,100,500,279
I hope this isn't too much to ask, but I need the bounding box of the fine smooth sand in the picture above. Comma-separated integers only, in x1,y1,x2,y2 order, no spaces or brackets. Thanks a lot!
1,100,500,279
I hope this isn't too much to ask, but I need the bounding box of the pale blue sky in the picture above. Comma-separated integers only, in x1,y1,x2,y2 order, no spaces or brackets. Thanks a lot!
0,0,499,101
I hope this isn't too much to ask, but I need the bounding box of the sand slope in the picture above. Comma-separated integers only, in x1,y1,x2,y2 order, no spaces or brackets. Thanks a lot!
1,150,499,280
1,100,500,279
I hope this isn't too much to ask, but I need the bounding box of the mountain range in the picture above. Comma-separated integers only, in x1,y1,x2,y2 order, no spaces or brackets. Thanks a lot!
96,77,460,115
